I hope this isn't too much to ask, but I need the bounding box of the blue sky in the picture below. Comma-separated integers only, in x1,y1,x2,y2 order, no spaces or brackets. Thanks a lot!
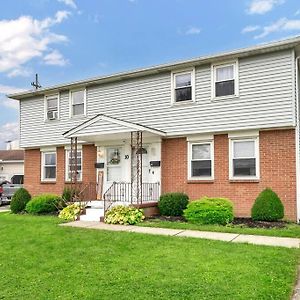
0,0,300,148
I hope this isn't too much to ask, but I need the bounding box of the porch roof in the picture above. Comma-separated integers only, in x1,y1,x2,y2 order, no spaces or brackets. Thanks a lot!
63,114,166,140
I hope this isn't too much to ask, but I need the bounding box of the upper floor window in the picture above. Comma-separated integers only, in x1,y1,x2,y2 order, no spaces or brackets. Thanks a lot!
212,61,238,98
45,94,59,120
229,138,259,179
171,69,195,103
188,141,214,180
70,89,86,117
41,151,56,181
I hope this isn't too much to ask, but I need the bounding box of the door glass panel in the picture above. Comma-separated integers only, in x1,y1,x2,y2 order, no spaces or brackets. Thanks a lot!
107,148,122,182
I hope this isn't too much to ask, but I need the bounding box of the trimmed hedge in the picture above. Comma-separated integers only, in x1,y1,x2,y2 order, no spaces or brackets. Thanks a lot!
26,194,62,214
10,188,31,214
184,197,234,225
251,188,284,221
158,193,189,216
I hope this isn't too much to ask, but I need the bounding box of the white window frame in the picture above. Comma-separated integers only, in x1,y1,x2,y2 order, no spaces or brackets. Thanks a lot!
69,88,87,118
229,137,260,180
41,151,57,182
65,149,83,182
171,68,196,105
44,93,59,121
211,60,239,100
188,140,214,180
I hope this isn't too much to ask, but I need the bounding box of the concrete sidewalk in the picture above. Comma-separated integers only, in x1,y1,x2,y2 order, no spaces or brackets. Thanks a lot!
61,221,300,248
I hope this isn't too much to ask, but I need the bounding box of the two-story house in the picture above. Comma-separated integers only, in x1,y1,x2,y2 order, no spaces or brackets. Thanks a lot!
8,36,300,221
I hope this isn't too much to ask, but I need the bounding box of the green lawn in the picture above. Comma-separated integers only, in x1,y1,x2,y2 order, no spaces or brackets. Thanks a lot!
0,213,299,300
138,218,300,238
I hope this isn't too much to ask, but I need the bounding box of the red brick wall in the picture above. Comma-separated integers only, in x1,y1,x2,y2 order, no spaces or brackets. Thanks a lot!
24,145,97,197
161,129,297,220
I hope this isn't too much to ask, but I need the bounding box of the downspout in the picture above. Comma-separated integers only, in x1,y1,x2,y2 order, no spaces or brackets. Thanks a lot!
295,55,300,223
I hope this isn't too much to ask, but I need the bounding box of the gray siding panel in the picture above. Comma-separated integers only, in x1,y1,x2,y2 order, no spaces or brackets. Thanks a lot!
20,50,295,148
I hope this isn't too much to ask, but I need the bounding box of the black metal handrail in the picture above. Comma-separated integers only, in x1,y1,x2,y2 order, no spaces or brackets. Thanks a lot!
103,182,160,213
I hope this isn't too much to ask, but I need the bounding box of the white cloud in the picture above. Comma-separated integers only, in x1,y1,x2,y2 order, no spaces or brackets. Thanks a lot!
44,49,68,66
0,11,70,76
7,68,32,78
247,0,285,15
57,0,77,9
0,122,19,149
0,84,25,110
242,25,261,33
0,84,25,95
254,17,300,38
185,27,201,35
295,9,300,16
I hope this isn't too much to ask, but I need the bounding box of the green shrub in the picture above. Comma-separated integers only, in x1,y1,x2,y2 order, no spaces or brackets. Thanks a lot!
26,194,62,214
158,192,189,216
184,197,234,225
58,203,82,221
251,188,284,221
10,188,31,214
104,205,145,225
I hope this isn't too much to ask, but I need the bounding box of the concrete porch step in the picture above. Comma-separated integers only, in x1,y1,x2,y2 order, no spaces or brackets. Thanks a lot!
80,207,104,222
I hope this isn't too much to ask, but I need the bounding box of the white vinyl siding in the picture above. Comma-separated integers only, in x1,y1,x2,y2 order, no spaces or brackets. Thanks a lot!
41,152,56,181
19,50,295,148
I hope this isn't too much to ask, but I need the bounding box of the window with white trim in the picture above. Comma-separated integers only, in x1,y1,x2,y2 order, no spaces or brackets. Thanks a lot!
230,138,259,179
42,152,56,181
213,62,237,98
172,70,194,103
189,142,213,179
70,89,85,116
45,94,58,120
65,150,82,181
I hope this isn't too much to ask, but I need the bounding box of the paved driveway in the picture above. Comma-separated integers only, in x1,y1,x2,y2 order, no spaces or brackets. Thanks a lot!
0,205,10,212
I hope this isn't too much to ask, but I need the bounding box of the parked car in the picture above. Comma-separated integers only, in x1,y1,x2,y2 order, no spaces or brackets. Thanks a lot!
0,181,22,205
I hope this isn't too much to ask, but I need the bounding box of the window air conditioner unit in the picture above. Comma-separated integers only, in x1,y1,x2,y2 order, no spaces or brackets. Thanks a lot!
47,111,58,120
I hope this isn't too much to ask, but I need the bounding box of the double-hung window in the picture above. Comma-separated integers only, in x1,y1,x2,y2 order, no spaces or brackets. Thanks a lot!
189,141,214,180
42,152,56,181
213,61,238,98
70,89,85,116
65,150,82,181
45,94,59,120
230,138,259,179
172,69,195,103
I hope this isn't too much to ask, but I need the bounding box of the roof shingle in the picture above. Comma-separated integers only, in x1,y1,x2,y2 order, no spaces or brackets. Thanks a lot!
0,150,24,161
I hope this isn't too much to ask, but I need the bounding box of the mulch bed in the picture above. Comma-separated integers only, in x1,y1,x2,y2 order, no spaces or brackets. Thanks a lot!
147,215,288,229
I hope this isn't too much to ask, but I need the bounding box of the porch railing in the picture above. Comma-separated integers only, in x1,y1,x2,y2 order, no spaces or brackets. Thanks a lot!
103,182,160,213
66,182,98,203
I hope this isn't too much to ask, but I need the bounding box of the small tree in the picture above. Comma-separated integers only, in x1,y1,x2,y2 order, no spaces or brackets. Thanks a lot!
10,188,31,213
251,188,284,221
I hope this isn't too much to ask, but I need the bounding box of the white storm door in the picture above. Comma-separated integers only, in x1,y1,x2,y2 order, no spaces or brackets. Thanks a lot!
106,147,124,183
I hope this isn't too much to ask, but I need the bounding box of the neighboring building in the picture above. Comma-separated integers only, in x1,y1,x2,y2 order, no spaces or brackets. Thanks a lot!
6,140,20,150
8,36,300,221
0,150,24,183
